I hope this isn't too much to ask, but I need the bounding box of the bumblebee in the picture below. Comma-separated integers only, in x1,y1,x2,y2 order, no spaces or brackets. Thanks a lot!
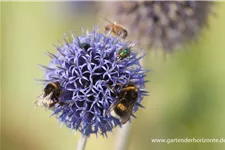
109,83,138,124
34,82,63,109
103,17,128,39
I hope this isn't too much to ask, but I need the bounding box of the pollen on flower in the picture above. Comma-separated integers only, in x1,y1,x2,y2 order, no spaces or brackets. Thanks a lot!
36,27,149,137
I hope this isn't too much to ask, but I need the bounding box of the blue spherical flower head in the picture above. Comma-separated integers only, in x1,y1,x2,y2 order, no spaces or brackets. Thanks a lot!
37,28,149,137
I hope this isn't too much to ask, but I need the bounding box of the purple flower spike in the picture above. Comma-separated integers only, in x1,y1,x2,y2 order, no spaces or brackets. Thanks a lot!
37,27,149,137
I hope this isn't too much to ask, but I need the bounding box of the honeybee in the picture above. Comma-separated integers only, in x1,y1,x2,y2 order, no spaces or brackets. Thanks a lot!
109,83,138,124
103,17,128,39
34,82,63,109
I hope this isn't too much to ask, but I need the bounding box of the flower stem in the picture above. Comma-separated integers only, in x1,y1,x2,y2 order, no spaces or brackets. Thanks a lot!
76,135,88,150
115,122,132,150
114,57,145,150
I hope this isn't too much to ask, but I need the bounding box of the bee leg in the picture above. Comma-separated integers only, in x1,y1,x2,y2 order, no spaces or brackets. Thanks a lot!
58,99,73,106
106,26,113,36
118,31,125,40
131,113,136,118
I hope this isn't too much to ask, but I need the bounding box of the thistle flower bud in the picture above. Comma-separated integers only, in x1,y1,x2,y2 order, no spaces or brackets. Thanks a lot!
36,28,148,137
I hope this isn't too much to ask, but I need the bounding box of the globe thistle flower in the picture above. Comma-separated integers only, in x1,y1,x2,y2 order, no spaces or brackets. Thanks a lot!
99,1,213,51
36,28,148,137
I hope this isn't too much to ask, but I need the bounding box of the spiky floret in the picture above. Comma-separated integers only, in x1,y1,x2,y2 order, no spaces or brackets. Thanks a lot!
38,28,148,137
99,1,213,51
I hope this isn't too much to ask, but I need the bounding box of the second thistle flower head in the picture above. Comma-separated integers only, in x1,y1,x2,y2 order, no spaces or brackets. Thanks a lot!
36,28,148,137
99,1,213,51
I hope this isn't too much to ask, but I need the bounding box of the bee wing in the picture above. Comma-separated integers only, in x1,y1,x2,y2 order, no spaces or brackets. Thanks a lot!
107,86,122,112
108,100,121,112
34,92,45,108
100,16,114,24
120,115,130,124
120,104,135,124
34,92,54,109
120,109,132,124
43,92,54,108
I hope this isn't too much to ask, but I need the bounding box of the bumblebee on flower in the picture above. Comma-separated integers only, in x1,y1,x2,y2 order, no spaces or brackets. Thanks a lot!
35,27,149,137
